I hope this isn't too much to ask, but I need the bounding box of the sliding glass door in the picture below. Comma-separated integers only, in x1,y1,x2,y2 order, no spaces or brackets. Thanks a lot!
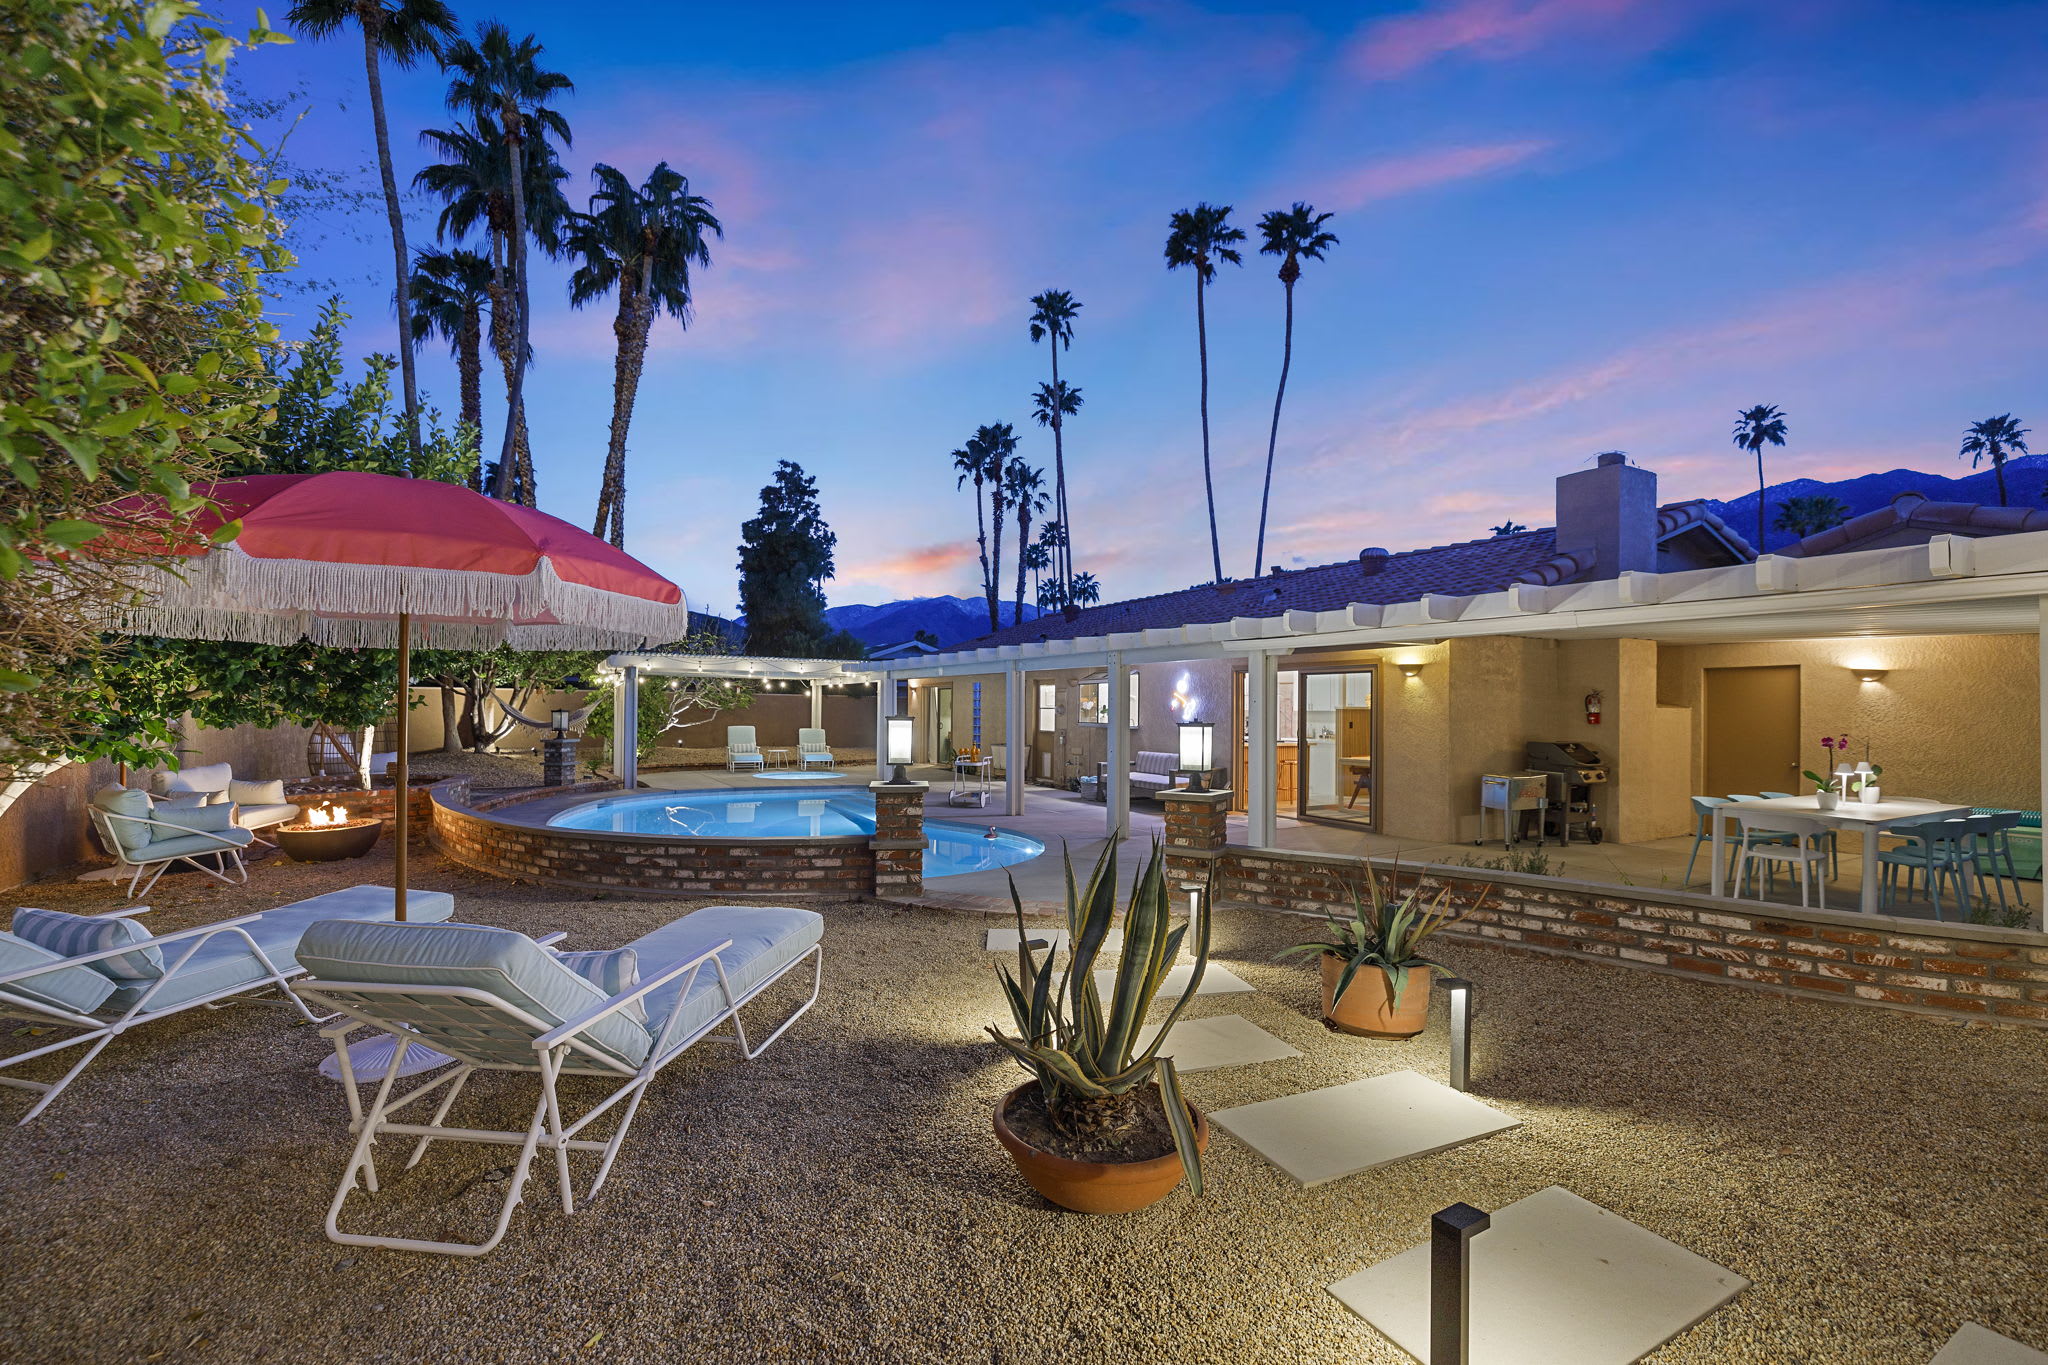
1296,667,1375,830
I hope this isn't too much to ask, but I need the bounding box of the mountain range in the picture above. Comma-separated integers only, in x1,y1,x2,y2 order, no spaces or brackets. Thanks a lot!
821,595,1040,648
1706,453,2048,553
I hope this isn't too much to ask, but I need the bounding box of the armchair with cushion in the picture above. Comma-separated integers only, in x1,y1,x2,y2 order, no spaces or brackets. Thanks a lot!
89,787,255,897
726,726,766,772
149,764,298,844
797,728,835,770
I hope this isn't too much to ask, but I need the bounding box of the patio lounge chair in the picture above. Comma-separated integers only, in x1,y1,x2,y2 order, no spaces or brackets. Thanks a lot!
0,886,453,1123
294,904,824,1257
149,763,302,845
797,728,835,769
89,786,256,897
726,726,766,772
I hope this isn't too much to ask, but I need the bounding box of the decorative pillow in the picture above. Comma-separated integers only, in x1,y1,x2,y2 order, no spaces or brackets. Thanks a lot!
92,786,159,856
556,948,645,1025
0,931,116,1016
229,778,287,807
155,803,237,836
152,762,233,801
12,907,163,981
155,792,208,811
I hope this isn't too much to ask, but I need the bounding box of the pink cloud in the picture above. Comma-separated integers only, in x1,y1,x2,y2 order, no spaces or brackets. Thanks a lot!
1351,0,1658,81
1312,141,1553,212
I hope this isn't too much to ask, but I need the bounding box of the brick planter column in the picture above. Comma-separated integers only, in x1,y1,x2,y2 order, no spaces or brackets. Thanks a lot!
869,780,930,899
1161,788,1232,893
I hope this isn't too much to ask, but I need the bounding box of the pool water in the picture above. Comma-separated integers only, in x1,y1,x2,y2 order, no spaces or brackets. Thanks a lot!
547,786,1043,878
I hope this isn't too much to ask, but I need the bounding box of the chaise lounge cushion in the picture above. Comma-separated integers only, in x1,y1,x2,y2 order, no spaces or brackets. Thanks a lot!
101,885,455,1014
626,905,823,1048
0,931,116,1016
12,908,164,981
296,919,650,1069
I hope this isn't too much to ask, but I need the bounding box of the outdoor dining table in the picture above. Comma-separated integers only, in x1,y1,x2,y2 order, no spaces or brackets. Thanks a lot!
1708,794,1972,915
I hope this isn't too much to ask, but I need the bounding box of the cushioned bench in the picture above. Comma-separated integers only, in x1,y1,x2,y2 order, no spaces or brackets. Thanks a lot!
1129,750,1181,800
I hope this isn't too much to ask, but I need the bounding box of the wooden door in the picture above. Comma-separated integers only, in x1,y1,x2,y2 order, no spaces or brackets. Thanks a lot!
1702,665,1801,798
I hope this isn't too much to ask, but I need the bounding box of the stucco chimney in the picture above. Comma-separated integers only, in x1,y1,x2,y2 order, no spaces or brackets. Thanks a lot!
1554,451,1657,577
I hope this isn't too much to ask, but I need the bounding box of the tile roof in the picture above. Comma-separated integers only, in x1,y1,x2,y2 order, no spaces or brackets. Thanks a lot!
1779,492,2048,558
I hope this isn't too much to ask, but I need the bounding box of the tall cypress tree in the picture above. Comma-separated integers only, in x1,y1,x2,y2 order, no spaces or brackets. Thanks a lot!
736,461,862,658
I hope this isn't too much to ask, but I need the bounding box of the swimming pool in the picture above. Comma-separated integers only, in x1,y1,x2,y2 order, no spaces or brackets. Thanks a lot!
546,786,1043,878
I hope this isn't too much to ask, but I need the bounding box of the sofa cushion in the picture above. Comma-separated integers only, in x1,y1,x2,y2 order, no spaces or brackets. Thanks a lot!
1133,751,1180,776
12,908,164,981
92,787,158,855
296,920,650,1069
234,802,301,831
0,930,117,1016
153,763,233,801
230,778,287,807
627,905,823,1049
557,948,645,1026
155,803,238,836
1129,771,1174,789
127,830,255,862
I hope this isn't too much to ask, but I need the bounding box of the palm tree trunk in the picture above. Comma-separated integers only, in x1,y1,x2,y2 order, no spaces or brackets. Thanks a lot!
1050,344,1069,590
971,474,989,624
1754,447,1766,552
1014,506,1030,626
988,485,1006,633
457,302,483,489
361,24,422,466
1253,277,1295,580
494,118,532,504
1995,457,2009,507
1196,273,1221,583
593,289,652,548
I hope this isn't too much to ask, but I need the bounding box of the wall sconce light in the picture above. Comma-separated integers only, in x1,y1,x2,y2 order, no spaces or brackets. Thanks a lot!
1850,667,1888,684
1177,719,1216,792
884,716,914,784
1397,661,1426,680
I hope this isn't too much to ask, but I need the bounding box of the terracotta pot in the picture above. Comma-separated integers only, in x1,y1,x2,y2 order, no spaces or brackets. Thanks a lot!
993,1083,1208,1215
1320,954,1433,1039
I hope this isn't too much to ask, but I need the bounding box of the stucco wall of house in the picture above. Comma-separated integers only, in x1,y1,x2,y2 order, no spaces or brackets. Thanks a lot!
1657,633,2038,820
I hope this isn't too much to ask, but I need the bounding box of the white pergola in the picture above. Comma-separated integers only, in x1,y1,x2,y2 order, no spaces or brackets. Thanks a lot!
611,531,2048,856
599,654,884,789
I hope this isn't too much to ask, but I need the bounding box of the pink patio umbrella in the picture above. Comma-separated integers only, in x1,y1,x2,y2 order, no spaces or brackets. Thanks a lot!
117,471,690,918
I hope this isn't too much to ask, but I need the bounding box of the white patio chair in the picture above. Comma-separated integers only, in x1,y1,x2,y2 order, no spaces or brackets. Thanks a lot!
0,888,454,1123
88,787,255,897
725,725,766,772
293,904,824,1257
797,727,835,769
1731,808,1830,910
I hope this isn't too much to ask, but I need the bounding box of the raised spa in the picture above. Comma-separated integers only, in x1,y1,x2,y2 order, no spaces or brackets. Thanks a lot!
547,786,1043,878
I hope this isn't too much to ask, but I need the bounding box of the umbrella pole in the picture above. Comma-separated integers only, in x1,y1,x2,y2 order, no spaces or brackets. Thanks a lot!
395,611,410,922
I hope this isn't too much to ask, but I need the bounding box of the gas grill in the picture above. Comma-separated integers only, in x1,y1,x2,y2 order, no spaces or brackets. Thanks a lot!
1524,741,1607,844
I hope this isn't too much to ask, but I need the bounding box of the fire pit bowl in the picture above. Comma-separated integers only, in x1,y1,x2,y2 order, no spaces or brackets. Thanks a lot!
275,809,382,863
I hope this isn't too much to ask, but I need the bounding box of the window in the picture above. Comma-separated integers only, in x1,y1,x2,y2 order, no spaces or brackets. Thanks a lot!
1076,673,1139,727
1036,683,1056,733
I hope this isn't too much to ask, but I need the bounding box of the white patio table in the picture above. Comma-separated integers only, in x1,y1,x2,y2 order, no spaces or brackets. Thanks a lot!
1709,795,1972,915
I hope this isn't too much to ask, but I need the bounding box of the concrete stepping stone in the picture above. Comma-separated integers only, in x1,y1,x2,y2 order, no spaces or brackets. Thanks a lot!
1134,1014,1301,1072
1212,1069,1516,1187
1328,1185,1748,1364
1935,1324,2048,1364
1092,963,1254,1000
984,927,1123,954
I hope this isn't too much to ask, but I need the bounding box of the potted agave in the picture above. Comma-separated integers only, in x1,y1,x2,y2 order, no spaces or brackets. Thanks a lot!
987,841,1209,1215
1276,863,1481,1039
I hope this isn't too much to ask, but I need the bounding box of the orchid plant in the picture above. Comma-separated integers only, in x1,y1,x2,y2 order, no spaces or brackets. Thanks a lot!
1801,733,1849,794
1803,734,1882,795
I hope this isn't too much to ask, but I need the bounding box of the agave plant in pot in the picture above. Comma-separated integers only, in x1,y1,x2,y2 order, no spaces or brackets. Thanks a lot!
1276,863,1483,1039
986,841,1209,1215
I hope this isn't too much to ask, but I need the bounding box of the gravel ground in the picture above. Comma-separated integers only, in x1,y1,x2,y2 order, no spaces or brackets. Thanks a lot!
3,845,2045,1364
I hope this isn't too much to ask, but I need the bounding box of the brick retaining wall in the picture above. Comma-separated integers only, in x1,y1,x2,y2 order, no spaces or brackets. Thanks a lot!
1212,844,2048,1029
285,781,435,839
426,779,885,898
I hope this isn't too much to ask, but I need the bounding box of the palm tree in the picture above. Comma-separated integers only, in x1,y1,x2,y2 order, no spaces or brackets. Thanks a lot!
1027,290,1082,592
286,0,457,466
566,162,721,547
1021,540,1051,612
965,424,1019,630
1490,521,1527,537
1005,459,1047,627
953,441,993,619
1773,494,1851,541
1731,404,1789,552
407,246,493,485
1164,204,1245,583
1960,414,2031,507
1029,379,1082,595
414,116,571,505
1069,571,1101,607
441,23,574,505
1251,203,1338,581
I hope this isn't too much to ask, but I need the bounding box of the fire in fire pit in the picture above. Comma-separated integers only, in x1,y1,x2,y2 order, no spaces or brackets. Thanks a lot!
277,803,382,862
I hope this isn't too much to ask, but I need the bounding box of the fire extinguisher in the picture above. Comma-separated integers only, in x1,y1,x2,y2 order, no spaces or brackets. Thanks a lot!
1584,690,1603,725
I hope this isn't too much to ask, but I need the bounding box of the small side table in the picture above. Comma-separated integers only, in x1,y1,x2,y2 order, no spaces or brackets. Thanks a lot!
950,757,992,807
762,747,794,770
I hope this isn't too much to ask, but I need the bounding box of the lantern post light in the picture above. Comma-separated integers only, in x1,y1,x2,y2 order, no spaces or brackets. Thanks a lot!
550,708,571,736
1177,719,1215,793
885,716,915,784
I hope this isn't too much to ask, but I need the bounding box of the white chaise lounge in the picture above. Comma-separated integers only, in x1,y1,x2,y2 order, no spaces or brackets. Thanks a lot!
0,886,454,1123
294,904,824,1257
797,727,835,769
726,726,766,772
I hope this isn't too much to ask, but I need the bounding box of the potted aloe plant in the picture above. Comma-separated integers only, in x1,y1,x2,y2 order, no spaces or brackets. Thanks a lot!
987,841,1209,1215
1276,863,1482,1038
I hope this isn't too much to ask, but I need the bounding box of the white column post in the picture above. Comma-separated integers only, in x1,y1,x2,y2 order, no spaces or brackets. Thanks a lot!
874,671,892,783
1106,652,1131,840
1005,665,1027,816
1246,649,1278,848
619,664,640,790
809,679,823,730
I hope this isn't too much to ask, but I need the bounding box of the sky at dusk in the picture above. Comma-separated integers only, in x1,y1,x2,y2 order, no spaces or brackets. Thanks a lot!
221,0,2048,617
